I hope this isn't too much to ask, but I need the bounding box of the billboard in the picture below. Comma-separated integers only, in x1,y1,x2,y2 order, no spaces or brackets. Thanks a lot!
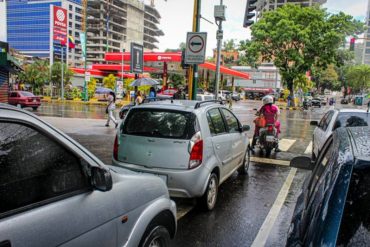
52,6,68,45
130,43,144,74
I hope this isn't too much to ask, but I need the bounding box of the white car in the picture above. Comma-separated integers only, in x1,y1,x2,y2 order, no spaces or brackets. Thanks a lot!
311,109,370,160
196,94,215,101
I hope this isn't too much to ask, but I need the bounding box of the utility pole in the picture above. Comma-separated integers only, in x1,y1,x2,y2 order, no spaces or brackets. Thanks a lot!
214,1,226,99
61,45,64,100
188,0,201,100
82,0,88,101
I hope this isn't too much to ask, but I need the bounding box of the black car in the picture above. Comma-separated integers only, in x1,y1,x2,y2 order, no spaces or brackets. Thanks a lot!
287,127,370,246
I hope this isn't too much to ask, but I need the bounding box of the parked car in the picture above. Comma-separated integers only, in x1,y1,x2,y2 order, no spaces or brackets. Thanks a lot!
218,90,231,100
113,100,251,211
310,109,370,160
287,127,370,247
0,104,176,247
157,89,177,98
310,98,322,107
196,94,215,101
8,91,41,110
231,92,241,101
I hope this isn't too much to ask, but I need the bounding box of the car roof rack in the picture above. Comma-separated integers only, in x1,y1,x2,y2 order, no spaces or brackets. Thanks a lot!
142,97,174,104
194,100,224,109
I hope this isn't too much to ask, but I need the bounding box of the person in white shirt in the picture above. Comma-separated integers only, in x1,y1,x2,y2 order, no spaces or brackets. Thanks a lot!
105,92,118,128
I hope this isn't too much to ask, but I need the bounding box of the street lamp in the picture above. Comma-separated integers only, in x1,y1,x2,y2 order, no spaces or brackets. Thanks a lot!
214,0,226,99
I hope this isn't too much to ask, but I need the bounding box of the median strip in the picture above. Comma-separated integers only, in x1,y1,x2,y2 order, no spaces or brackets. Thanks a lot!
250,157,290,166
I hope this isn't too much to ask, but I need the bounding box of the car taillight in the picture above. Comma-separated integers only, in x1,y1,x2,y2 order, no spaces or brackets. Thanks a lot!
189,131,203,169
268,125,274,132
113,135,119,160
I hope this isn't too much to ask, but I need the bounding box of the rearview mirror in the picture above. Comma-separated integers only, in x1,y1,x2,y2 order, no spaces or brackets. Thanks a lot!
310,121,318,126
241,125,250,132
91,167,113,191
290,156,314,170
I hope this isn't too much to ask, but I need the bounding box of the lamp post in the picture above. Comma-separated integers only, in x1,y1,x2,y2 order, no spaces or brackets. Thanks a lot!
214,0,226,99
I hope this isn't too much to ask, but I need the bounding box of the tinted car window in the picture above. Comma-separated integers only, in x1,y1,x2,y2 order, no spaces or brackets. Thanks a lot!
319,111,334,131
0,122,90,215
207,108,226,135
337,161,370,246
333,113,370,130
10,92,18,97
123,109,194,139
20,92,35,97
221,108,239,133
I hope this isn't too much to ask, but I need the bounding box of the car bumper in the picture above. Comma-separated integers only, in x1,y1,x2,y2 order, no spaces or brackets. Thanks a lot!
23,102,41,107
112,159,210,198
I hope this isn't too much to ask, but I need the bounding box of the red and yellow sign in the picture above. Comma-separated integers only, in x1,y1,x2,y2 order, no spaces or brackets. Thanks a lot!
52,6,68,45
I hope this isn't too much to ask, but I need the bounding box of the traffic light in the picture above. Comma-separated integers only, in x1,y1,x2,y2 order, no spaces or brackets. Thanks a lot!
181,49,190,69
349,37,356,51
243,0,257,28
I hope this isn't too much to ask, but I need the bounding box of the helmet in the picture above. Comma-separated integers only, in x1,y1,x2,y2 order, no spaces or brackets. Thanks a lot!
262,95,274,105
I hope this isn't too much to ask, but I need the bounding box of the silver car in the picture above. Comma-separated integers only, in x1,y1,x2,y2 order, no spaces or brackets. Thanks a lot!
0,104,176,247
112,100,250,211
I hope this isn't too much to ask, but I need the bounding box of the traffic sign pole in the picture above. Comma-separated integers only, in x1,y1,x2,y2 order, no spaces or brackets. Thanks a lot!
192,0,201,101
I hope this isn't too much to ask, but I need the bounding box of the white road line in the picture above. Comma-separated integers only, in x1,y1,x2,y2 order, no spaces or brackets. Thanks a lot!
251,168,297,247
304,141,313,154
250,157,290,167
278,139,296,152
176,205,194,220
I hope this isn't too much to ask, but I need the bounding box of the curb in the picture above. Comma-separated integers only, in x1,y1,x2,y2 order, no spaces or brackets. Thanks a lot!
41,99,130,107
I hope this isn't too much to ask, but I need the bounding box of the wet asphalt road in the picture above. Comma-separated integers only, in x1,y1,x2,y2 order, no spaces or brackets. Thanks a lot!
32,101,332,246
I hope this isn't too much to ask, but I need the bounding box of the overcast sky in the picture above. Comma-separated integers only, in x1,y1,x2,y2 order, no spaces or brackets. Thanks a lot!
152,0,369,56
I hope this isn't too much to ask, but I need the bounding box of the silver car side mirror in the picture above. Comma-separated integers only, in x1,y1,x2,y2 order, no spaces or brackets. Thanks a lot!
91,167,113,191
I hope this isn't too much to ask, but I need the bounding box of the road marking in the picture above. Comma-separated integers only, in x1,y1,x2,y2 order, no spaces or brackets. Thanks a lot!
251,168,297,247
304,141,312,154
278,139,296,152
176,205,194,220
250,157,290,167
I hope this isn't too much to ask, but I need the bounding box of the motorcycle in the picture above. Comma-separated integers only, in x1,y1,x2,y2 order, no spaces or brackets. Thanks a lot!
256,124,279,156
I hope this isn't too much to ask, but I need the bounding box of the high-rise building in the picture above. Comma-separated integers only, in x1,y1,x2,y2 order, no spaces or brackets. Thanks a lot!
2,0,163,66
86,0,163,64
363,0,370,65
5,0,83,67
255,0,327,19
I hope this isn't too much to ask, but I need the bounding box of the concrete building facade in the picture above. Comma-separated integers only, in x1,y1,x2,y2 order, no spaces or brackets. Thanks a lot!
363,0,370,65
86,0,163,64
255,0,327,19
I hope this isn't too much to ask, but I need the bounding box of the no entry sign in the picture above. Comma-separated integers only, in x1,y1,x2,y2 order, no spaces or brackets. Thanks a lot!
185,32,207,64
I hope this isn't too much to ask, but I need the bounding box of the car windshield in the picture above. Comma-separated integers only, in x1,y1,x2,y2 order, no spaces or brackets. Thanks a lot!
122,109,194,139
333,113,370,129
20,92,34,97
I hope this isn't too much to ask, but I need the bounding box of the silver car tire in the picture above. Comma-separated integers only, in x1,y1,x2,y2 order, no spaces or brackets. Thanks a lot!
198,173,218,211
140,225,170,247
238,148,250,175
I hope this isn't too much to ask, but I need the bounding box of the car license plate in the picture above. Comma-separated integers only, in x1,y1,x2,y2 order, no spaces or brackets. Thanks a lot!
266,135,275,142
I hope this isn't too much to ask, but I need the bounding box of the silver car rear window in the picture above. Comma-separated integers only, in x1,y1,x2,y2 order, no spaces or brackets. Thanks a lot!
122,109,197,139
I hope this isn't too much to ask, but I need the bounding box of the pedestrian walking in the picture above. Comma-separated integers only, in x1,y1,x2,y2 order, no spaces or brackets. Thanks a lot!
105,92,118,128
135,91,143,105
148,87,156,101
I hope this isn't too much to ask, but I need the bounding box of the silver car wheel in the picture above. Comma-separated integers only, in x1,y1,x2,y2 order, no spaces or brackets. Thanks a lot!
149,238,161,247
244,149,250,170
207,176,217,208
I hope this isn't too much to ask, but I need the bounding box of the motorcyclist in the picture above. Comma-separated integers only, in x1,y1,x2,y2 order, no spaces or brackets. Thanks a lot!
251,95,281,152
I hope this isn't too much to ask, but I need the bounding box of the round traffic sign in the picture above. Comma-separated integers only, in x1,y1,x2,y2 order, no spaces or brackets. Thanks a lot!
188,35,205,53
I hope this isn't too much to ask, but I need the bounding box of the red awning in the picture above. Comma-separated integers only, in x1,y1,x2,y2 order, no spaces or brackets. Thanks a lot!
92,64,158,72
71,68,107,77
199,62,250,80
105,52,182,62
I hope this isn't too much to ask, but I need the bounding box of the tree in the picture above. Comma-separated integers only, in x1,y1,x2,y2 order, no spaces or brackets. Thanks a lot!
168,73,185,88
321,64,339,90
345,65,370,94
103,74,116,90
239,4,362,104
223,39,237,51
51,62,74,90
87,77,97,99
18,60,50,94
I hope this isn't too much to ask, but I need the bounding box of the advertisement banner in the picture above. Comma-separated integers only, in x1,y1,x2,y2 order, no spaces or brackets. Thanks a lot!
52,6,67,45
130,43,144,74
79,32,86,58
